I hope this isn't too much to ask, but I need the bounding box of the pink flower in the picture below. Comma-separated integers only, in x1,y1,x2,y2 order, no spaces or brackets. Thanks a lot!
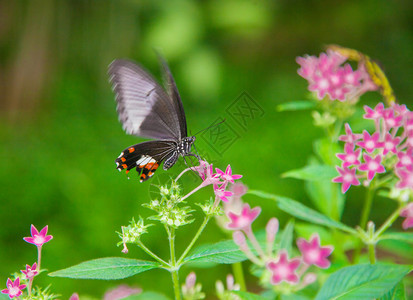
197,162,222,186
363,103,385,120
356,131,382,153
103,284,141,300
23,225,53,247
21,263,38,280
267,251,301,285
216,165,243,183
185,272,197,290
396,149,413,170
297,50,366,101
214,185,233,202
338,123,361,145
358,154,386,181
382,133,401,155
336,143,361,167
1,277,26,299
332,166,360,193
396,169,413,190
383,109,403,129
400,203,413,230
69,293,80,300
226,203,261,232
296,234,333,269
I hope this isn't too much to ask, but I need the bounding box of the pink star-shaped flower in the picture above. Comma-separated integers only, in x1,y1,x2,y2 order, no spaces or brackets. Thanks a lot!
197,161,222,187
215,165,243,183
396,169,413,190
400,203,413,230
309,75,331,99
23,225,53,247
342,64,361,86
266,251,301,285
356,131,383,153
336,143,361,167
296,234,334,269
382,133,401,155
332,166,360,193
20,263,38,280
396,149,413,170
383,108,403,129
338,123,362,145
1,277,26,299
214,184,233,202
226,203,261,231
363,103,384,120
358,154,385,181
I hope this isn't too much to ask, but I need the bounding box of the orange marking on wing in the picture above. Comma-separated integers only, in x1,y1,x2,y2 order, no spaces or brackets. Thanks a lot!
145,162,154,170
121,157,126,162
126,170,130,174
128,147,135,153
141,173,147,179
122,164,127,169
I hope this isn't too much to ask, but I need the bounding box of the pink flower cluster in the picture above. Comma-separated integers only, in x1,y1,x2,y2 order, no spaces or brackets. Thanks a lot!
195,161,242,202
2,225,52,299
333,103,413,193
224,186,333,288
296,50,377,101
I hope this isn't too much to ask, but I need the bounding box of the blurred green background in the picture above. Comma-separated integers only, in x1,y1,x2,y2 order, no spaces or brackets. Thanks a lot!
1,0,412,298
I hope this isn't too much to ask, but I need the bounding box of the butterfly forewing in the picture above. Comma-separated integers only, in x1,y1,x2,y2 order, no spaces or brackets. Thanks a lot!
158,55,188,138
109,59,182,140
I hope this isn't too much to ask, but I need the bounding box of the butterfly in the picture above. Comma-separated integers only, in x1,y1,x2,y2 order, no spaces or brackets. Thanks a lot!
108,56,196,182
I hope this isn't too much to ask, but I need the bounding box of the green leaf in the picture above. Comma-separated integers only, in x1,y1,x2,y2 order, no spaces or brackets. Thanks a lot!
282,165,337,181
248,190,357,234
379,280,406,300
279,219,295,253
123,291,171,300
231,291,269,299
184,240,247,264
49,257,161,280
380,232,413,243
315,264,413,300
277,101,316,112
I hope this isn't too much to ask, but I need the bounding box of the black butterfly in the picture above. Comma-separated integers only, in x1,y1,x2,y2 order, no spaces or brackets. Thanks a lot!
108,57,196,182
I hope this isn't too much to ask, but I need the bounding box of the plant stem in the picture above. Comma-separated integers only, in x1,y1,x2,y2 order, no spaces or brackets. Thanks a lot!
177,216,210,265
136,240,170,267
353,187,375,263
232,262,246,291
368,243,376,264
375,204,404,238
360,187,375,230
168,227,181,300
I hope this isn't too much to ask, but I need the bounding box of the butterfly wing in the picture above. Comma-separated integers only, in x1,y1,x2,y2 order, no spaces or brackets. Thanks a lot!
108,59,182,140
158,55,188,138
115,140,177,182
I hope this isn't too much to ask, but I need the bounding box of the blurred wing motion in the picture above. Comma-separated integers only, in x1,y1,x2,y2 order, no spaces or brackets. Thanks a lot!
109,58,194,182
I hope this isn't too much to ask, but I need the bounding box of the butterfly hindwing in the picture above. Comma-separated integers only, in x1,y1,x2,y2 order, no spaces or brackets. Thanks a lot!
115,140,177,182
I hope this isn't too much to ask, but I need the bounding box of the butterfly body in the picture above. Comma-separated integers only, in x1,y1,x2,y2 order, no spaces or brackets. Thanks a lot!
109,57,195,182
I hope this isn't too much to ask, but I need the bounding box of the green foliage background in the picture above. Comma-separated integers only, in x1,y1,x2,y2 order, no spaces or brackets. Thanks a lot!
0,0,412,298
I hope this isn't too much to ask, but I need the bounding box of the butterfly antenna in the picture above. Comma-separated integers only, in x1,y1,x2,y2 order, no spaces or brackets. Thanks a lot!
192,118,226,136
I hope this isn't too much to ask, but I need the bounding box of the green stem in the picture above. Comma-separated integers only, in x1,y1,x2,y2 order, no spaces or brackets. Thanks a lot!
136,240,170,267
232,262,246,291
360,187,375,230
353,187,375,263
375,204,404,238
168,227,181,300
368,243,376,264
177,216,210,265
